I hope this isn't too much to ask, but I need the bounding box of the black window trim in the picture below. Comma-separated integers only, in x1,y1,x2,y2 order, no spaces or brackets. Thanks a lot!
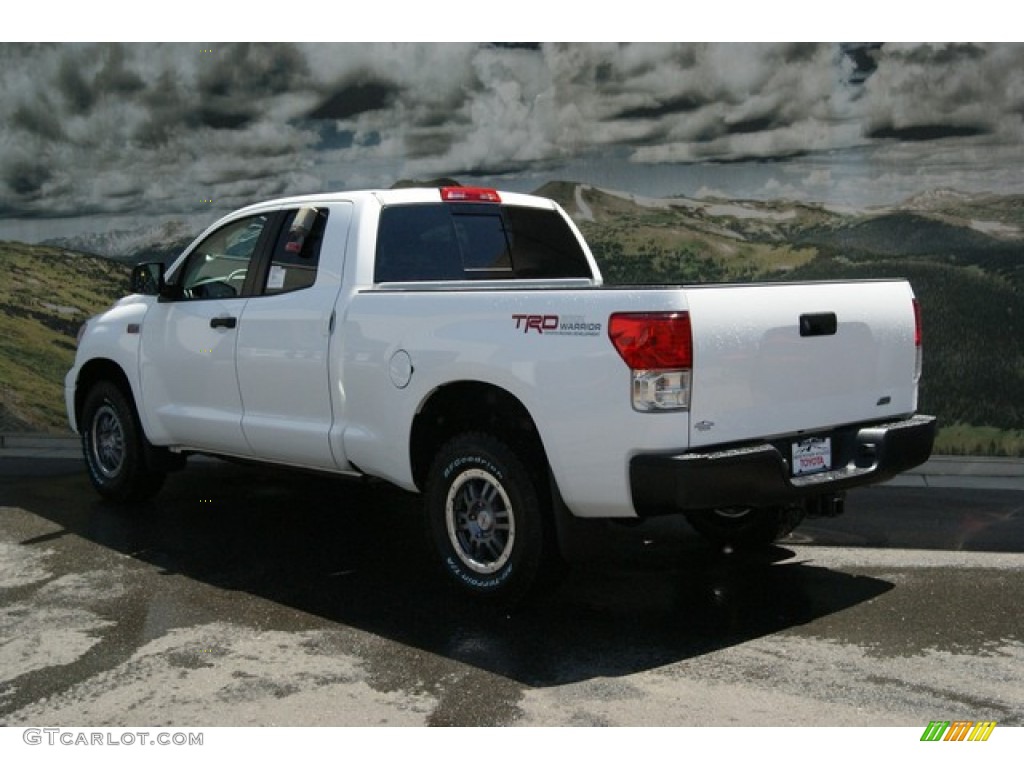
246,207,329,297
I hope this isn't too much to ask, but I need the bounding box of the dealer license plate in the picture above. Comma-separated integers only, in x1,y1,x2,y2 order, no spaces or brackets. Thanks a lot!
792,437,831,476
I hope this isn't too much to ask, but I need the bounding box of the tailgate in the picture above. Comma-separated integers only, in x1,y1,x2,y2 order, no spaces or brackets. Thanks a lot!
685,280,920,448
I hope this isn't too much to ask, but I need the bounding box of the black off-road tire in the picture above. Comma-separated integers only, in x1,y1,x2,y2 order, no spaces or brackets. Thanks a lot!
80,381,166,503
685,505,806,550
424,432,560,604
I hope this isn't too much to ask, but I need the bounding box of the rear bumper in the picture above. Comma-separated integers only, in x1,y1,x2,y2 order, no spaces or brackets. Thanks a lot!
630,414,937,516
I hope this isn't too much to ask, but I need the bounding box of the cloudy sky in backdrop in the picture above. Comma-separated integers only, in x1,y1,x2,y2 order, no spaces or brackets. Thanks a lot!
1,42,1022,241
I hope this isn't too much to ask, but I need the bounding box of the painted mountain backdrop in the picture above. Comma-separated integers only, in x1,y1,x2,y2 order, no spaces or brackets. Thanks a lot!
2,181,1021,455
545,183,1024,454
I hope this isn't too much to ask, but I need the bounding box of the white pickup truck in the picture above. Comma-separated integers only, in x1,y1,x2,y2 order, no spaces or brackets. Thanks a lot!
66,186,935,601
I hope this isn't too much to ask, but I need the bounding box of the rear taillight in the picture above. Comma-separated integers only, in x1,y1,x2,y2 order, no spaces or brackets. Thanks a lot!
609,312,692,411
913,298,923,382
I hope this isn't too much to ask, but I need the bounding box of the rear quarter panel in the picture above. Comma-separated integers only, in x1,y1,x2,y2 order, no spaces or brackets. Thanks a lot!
338,286,692,518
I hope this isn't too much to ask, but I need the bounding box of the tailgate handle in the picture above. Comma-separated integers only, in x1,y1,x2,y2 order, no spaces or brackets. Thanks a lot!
799,312,837,337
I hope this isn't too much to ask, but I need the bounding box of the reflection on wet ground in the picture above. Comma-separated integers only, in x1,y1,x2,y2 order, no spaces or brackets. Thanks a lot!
3,457,1022,726
2,459,896,686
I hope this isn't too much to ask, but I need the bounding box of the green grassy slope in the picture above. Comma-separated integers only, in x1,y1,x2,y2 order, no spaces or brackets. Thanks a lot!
0,242,130,432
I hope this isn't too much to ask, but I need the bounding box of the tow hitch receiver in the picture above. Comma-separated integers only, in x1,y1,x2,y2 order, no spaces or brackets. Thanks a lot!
807,493,846,518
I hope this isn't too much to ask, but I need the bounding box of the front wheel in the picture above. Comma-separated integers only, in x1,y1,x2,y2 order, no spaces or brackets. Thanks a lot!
685,505,805,550
81,381,165,503
424,432,558,603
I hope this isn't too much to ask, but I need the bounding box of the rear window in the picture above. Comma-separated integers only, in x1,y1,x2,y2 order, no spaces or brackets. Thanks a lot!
374,203,591,282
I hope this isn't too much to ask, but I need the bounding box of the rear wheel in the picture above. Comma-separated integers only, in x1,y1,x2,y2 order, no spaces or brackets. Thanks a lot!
425,432,558,603
81,381,165,503
685,505,805,550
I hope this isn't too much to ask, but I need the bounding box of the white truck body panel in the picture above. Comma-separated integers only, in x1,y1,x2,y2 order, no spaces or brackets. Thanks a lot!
64,298,148,434
684,280,919,447
338,286,692,518
139,295,253,456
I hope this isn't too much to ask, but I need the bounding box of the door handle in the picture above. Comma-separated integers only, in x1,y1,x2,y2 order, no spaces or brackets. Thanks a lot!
210,316,237,329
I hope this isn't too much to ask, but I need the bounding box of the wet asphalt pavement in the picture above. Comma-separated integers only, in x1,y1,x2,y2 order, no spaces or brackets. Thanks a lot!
1,455,1022,726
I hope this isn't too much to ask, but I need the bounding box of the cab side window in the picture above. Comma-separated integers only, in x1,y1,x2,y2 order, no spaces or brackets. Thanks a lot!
178,215,268,299
262,207,328,295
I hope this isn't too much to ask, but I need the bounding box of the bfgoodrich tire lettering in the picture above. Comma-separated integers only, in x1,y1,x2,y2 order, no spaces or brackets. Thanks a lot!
81,381,165,503
425,432,556,603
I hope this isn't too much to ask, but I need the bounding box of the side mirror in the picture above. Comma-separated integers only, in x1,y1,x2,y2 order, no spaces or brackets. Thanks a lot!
130,261,166,296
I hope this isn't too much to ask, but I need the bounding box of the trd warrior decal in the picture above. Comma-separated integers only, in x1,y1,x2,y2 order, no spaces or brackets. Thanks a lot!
512,314,602,336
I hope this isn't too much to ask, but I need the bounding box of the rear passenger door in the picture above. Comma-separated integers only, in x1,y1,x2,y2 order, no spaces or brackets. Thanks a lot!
235,204,351,469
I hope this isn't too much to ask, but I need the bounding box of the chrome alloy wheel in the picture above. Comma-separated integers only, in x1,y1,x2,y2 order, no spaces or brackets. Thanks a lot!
445,468,516,574
89,403,126,479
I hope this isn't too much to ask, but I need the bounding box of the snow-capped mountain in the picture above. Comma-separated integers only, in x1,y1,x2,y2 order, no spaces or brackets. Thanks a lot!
43,219,197,264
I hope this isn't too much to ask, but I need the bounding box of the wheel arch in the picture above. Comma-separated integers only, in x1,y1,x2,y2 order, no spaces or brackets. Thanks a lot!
410,381,549,492
74,358,136,429
76,357,183,476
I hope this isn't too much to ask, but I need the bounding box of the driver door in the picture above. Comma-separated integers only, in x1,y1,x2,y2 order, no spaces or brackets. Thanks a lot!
139,213,271,455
